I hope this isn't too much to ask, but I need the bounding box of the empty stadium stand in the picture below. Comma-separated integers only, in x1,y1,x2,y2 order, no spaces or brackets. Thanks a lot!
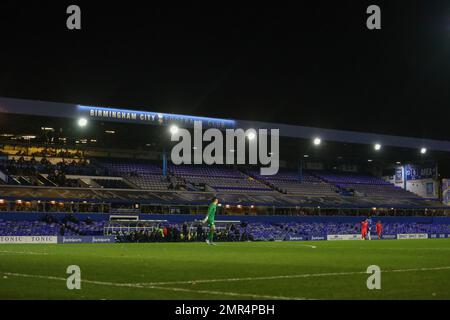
95,158,171,190
315,171,421,199
0,156,446,209
247,168,338,196
169,164,273,193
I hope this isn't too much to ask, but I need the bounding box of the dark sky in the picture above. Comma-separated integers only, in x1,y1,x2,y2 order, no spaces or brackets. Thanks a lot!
1,1,450,140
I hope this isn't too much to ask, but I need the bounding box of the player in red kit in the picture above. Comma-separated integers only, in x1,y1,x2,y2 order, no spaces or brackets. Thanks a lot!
376,220,383,239
361,219,368,240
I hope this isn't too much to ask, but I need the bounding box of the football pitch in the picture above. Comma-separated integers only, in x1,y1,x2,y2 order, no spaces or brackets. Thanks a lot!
1,239,450,300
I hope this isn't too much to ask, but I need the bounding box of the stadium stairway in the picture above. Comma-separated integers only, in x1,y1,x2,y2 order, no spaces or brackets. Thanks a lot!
239,168,283,194
120,178,141,189
37,174,58,187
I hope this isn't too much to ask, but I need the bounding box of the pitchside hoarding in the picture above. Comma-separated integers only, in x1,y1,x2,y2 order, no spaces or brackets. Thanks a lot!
0,236,115,244
327,234,361,241
1,234,449,243
429,234,449,239
397,233,428,240
289,235,327,241
0,236,58,244
58,236,116,244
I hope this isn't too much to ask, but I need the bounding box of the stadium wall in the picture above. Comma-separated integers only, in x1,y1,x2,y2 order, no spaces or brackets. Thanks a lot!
443,179,450,206
406,179,440,199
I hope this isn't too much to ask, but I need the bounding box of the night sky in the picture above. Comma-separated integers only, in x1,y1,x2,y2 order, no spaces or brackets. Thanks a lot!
1,1,450,140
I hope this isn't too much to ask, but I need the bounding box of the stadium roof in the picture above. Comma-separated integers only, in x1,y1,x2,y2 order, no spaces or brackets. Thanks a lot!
1,96,450,153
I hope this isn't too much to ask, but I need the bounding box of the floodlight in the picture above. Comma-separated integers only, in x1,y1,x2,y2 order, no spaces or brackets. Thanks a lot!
313,137,322,146
78,118,88,127
170,125,179,135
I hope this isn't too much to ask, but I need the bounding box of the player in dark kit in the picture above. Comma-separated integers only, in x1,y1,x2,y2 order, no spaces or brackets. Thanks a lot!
367,216,373,240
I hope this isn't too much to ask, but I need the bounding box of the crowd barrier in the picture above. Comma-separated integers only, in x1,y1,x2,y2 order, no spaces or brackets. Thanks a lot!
0,235,115,244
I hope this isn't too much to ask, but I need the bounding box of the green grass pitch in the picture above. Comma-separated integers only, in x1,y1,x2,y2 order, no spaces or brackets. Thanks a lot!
1,239,450,300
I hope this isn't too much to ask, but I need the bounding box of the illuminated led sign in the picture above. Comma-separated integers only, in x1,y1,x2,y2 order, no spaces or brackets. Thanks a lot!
77,105,235,129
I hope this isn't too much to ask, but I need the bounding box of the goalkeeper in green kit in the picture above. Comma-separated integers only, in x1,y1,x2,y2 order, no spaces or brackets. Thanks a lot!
203,197,219,245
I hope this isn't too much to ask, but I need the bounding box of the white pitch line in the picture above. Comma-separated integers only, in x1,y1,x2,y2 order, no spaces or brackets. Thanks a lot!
138,271,367,286
325,247,450,251
136,266,450,286
2,266,450,300
219,244,317,249
144,286,308,300
0,251,48,256
0,271,308,300
380,248,450,251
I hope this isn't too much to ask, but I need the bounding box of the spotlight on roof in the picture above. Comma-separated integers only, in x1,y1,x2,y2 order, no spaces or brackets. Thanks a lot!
374,143,382,151
420,147,427,155
313,137,322,146
368,159,373,163
247,131,256,141
169,125,179,135
78,118,88,128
